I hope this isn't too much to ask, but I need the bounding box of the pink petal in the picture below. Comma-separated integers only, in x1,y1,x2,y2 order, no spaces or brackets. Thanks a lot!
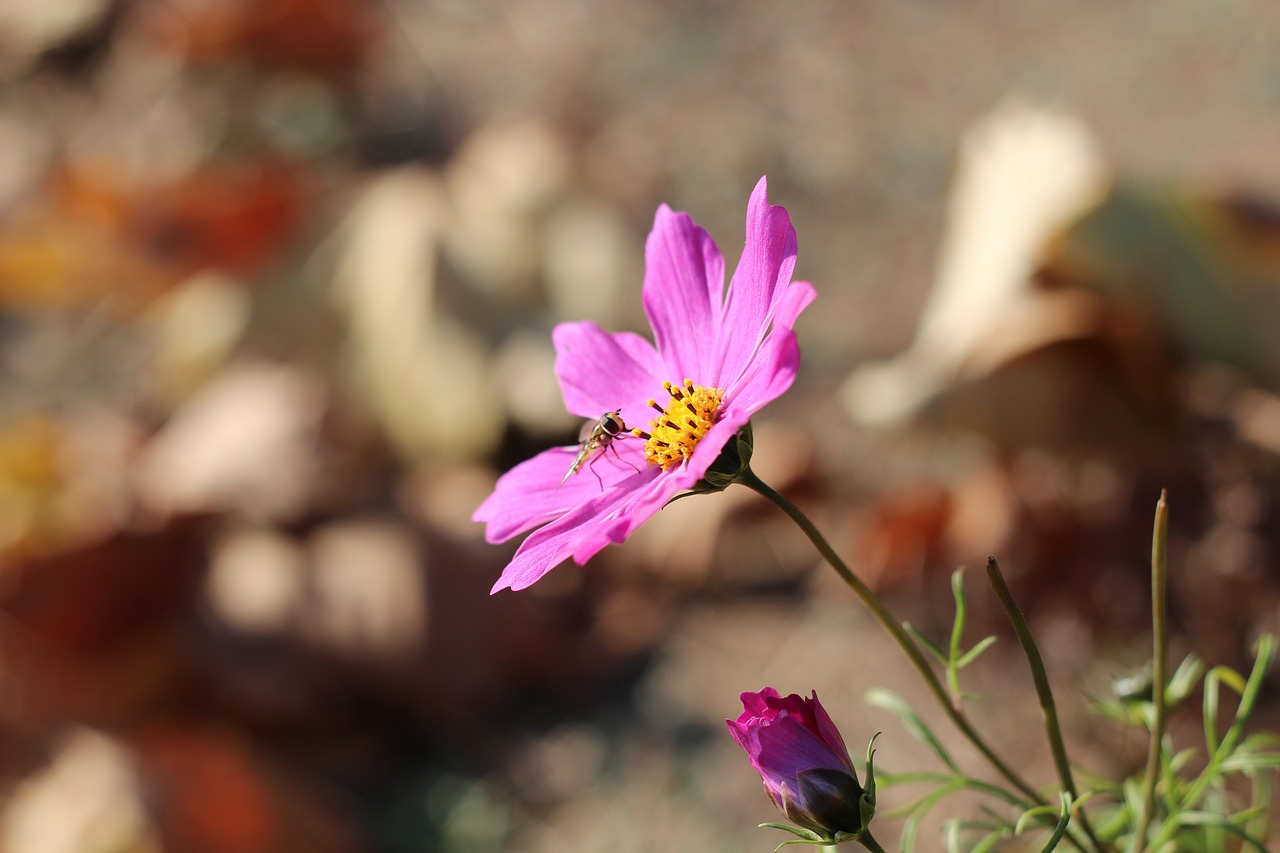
738,687,783,720
767,278,817,339
754,715,850,779
555,322,662,420
473,440,649,544
711,177,799,386
492,498,616,593
573,471,674,559
807,691,854,768
490,467,664,593
762,690,809,719
642,204,726,382
726,718,754,753
724,280,816,410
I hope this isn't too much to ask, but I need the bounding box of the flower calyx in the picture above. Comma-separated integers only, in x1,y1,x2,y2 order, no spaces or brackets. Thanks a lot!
668,422,754,505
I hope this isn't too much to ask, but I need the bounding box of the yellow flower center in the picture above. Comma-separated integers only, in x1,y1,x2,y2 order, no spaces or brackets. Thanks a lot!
632,378,724,469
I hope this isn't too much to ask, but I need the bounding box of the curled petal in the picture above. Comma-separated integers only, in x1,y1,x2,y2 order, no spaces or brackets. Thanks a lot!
725,280,816,413
712,177,800,385
739,687,783,718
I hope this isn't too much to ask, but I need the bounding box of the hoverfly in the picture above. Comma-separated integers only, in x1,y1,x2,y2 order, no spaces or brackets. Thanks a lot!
560,409,637,488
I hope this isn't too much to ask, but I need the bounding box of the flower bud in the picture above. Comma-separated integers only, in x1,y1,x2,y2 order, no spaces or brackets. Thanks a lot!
727,688,877,843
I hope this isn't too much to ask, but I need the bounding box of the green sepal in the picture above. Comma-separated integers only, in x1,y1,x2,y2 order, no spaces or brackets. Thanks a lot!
861,733,880,829
773,840,833,851
666,422,754,504
758,822,827,842
758,823,870,850
758,823,850,850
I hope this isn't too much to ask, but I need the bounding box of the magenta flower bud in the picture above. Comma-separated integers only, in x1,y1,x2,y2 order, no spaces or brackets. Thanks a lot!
727,688,877,842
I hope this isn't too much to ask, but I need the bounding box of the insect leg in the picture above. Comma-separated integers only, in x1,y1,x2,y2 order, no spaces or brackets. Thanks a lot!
587,452,606,491
607,437,641,475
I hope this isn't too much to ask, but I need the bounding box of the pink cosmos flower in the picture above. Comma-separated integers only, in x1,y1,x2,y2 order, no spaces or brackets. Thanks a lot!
473,177,815,594
728,688,873,839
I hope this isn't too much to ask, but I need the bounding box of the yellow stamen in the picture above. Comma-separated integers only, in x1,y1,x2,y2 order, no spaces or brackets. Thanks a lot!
630,378,723,469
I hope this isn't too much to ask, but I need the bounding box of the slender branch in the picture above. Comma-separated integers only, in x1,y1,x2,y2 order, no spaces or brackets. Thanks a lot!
1131,491,1169,852
738,470,1046,807
986,557,1103,851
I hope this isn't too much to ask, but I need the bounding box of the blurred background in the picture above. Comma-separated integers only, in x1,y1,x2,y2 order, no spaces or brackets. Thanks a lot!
5,1,1280,850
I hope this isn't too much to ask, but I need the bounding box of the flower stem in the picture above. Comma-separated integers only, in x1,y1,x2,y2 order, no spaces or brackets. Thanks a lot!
1131,491,1169,852
856,830,887,853
986,557,1103,851
738,470,1047,809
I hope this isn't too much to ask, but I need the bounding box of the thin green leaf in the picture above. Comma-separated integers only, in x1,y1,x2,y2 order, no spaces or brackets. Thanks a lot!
1168,746,1200,775
1219,752,1280,772
1120,776,1146,847
1239,732,1280,751
942,818,1009,853
1013,803,1060,835
904,622,949,667
1032,794,1074,853
757,822,825,842
1247,764,1271,843
871,770,954,788
944,570,971,701
772,840,828,851
1090,800,1132,843
954,816,1013,851
865,688,961,775
1203,664,1245,755
1165,655,1206,706
1215,805,1266,823
1149,637,1279,851
871,771,1028,809
949,569,968,663
970,829,1010,853
1202,787,1227,852
1230,635,1277,740
944,818,963,853
883,780,964,820
969,816,1010,833
1088,695,1141,726
898,780,967,851
956,635,999,669
1173,812,1271,852
1068,787,1110,809
1209,663,1247,694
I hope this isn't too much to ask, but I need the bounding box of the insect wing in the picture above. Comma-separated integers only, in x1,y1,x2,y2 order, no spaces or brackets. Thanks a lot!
561,442,593,486
560,412,621,487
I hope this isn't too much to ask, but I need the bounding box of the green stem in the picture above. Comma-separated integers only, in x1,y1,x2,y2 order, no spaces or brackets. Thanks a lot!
739,470,1046,808
986,557,1103,851
1131,491,1169,853
857,830,888,853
